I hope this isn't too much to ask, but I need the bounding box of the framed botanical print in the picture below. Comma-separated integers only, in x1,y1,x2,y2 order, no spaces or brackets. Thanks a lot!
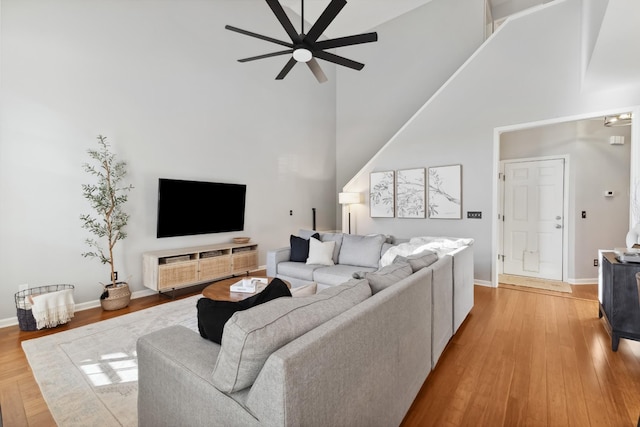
428,164,462,219
370,170,395,218
396,168,426,218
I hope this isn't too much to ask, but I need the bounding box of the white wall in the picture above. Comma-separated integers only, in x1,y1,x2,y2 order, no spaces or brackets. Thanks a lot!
342,0,640,284
0,0,337,322
500,119,631,281
336,0,485,201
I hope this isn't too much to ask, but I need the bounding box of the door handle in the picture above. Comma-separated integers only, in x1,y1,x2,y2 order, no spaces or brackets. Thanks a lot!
555,224,562,229
556,216,562,220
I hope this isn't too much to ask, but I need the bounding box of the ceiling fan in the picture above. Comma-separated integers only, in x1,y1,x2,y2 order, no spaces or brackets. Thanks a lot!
225,0,378,83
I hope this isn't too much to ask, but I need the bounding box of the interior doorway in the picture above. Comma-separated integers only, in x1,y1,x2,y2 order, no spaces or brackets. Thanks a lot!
493,111,636,287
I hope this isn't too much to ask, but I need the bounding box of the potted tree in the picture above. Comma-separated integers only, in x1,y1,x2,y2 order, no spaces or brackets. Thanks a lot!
80,135,134,310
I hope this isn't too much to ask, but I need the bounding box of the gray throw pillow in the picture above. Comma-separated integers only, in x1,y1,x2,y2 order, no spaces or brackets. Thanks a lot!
365,262,412,294
320,233,344,264
393,249,438,273
338,234,386,268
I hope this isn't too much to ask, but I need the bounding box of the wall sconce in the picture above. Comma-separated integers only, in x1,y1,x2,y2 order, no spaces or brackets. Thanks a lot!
338,192,362,234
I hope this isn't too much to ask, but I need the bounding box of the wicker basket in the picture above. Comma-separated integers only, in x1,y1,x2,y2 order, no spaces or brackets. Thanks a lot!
14,284,75,331
100,282,131,311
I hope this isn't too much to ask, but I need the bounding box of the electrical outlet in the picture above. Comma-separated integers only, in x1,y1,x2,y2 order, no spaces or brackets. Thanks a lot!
289,210,293,216
582,211,587,219
593,259,598,267
112,271,118,281
467,211,482,219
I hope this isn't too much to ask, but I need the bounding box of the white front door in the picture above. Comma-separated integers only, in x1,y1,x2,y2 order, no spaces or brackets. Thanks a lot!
503,159,565,280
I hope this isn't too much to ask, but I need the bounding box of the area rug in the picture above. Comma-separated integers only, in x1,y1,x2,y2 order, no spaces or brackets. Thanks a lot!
21,295,201,427
499,274,572,293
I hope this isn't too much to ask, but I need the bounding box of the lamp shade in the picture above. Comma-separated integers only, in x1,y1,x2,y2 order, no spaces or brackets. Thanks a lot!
339,192,361,205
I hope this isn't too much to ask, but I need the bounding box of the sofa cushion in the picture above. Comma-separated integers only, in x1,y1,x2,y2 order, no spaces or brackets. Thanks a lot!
290,233,319,262
365,262,413,294
212,279,371,393
314,264,376,286
320,233,344,264
393,249,438,273
290,282,317,297
277,261,324,281
317,278,373,304
338,234,386,268
196,279,292,344
306,238,335,266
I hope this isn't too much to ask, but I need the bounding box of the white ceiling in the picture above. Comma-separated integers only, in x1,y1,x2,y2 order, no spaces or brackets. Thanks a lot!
584,0,640,91
276,0,640,92
278,0,548,37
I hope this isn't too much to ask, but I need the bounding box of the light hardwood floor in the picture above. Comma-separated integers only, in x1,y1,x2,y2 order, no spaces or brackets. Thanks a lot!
1,275,638,426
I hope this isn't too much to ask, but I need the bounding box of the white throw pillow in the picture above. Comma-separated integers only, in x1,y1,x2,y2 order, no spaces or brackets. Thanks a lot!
306,238,335,266
290,282,318,297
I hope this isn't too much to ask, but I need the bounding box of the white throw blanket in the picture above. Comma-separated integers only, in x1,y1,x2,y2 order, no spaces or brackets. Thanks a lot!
29,289,75,329
380,236,475,267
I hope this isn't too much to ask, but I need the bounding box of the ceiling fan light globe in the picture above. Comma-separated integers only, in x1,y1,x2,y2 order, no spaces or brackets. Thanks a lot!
293,48,312,62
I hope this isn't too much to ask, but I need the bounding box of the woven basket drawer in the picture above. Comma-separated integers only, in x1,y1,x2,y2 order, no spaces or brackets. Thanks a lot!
232,251,258,274
159,262,198,289
199,255,232,281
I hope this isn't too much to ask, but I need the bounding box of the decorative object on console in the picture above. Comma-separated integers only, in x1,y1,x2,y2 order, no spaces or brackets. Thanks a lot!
233,237,251,244
80,135,133,304
428,164,462,219
370,170,395,218
338,191,362,233
225,0,378,83
396,168,426,218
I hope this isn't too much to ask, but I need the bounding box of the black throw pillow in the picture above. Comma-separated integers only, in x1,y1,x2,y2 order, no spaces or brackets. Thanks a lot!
290,233,320,262
197,278,292,344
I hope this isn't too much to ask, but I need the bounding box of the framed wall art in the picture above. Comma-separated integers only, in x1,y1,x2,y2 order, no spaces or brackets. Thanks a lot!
428,164,462,219
370,170,395,218
396,168,426,218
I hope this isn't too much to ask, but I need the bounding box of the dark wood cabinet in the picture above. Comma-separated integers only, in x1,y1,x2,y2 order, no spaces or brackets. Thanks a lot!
599,252,640,351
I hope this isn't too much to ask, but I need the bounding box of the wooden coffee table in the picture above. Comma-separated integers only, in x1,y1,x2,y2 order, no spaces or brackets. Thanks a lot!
202,277,289,302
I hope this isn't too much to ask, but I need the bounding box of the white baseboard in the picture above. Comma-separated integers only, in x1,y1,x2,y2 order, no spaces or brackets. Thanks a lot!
566,278,598,285
474,279,493,288
0,288,158,329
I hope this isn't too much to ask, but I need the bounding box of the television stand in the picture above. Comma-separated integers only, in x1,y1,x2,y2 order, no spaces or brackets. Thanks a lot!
142,242,258,293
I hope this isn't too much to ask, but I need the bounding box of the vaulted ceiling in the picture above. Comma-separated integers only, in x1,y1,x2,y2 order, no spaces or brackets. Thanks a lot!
277,0,640,92
278,0,550,36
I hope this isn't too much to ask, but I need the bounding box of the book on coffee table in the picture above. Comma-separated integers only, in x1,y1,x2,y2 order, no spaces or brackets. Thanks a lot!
230,277,268,293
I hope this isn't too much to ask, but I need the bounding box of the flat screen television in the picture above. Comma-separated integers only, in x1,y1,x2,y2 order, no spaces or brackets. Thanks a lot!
156,178,246,238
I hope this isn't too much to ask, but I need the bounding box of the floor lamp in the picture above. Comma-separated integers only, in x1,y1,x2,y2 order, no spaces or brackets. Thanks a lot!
338,192,361,234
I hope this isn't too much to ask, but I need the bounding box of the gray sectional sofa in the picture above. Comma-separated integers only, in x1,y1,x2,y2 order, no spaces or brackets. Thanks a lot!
137,232,474,427
266,230,393,290
267,230,474,334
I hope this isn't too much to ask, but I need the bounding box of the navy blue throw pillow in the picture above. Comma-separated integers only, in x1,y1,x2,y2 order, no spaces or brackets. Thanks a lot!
197,278,291,344
289,233,320,262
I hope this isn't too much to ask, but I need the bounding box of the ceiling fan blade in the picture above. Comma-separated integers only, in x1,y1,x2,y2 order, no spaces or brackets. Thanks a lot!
276,57,298,80
313,50,364,70
314,32,378,50
238,50,293,63
225,25,294,48
306,0,347,43
307,58,328,83
265,0,302,43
